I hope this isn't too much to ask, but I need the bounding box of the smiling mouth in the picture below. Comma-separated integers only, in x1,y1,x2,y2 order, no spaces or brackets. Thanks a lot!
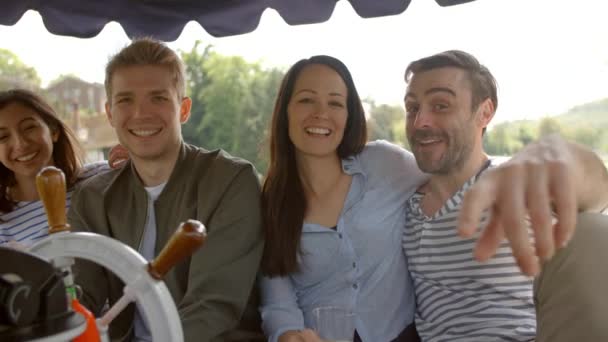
15,152,38,162
416,138,442,146
129,128,162,137
305,127,331,136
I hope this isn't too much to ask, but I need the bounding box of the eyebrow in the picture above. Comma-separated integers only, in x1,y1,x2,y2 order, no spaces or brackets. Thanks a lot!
294,89,345,97
425,87,456,97
19,117,37,124
405,87,457,101
404,92,416,101
0,117,36,130
113,89,170,99
113,91,133,99
149,89,170,96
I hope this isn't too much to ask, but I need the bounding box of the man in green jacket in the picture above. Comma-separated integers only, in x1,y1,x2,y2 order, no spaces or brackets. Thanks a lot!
68,38,264,341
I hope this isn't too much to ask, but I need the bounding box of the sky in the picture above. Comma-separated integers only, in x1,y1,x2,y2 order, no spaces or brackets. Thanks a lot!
1,0,607,125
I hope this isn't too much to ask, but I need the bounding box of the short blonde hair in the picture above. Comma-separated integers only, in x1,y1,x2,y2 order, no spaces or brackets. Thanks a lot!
105,37,187,100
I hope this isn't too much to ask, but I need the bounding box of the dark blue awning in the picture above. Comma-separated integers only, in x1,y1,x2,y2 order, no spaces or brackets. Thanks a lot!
1,0,476,41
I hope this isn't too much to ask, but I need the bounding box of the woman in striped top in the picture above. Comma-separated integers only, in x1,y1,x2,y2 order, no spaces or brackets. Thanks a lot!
0,89,109,247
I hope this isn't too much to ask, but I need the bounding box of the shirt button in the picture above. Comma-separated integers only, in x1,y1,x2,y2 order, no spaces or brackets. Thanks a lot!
353,283,358,290
352,262,356,268
338,233,343,239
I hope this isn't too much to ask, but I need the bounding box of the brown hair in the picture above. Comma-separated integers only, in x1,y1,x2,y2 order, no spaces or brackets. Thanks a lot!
261,55,367,277
405,50,498,134
0,89,83,213
105,37,186,101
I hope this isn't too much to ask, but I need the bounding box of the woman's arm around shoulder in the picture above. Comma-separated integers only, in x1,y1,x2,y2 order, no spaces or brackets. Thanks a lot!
360,140,427,191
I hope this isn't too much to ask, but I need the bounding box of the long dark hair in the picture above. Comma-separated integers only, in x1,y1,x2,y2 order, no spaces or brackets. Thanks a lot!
261,55,367,276
0,89,83,213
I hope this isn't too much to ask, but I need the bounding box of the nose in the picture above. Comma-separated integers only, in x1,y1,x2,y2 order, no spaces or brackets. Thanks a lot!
312,102,329,119
131,99,155,120
411,105,433,130
12,132,28,151
133,100,145,118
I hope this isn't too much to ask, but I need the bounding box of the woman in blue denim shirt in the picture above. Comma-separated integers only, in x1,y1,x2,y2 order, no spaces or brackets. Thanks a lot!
259,56,426,342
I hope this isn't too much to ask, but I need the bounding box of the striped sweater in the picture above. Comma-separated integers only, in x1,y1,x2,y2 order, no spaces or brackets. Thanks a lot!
403,160,536,342
0,162,109,247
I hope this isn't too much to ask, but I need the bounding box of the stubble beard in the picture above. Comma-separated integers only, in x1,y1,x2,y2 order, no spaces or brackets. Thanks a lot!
409,124,475,176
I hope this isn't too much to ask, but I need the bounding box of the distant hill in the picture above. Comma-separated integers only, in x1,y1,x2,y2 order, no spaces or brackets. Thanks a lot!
554,97,608,128
490,97,608,129
485,97,608,156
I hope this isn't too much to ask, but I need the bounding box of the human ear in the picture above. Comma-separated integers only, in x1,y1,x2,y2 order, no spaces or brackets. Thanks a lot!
179,97,192,123
477,98,495,129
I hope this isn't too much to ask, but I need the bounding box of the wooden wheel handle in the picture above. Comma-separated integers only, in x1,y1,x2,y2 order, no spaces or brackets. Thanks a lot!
148,220,207,279
36,166,70,234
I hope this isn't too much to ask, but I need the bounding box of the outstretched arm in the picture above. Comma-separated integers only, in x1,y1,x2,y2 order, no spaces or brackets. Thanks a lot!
458,134,608,276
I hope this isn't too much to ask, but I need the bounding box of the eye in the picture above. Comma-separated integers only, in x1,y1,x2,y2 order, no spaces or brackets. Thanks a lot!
115,97,130,104
329,100,345,108
297,97,314,104
405,103,419,117
24,124,37,131
433,103,448,111
0,134,8,142
153,95,169,102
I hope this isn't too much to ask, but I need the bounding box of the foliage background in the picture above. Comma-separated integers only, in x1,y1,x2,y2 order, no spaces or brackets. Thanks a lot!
2,43,607,172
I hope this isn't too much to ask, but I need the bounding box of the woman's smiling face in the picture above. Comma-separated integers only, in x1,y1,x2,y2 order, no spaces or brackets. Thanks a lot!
0,102,58,181
287,63,349,159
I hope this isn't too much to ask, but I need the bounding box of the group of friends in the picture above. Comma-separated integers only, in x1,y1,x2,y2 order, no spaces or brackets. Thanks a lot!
1,38,608,342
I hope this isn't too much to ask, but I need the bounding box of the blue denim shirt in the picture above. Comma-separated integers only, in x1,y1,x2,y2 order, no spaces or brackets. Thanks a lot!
260,141,426,342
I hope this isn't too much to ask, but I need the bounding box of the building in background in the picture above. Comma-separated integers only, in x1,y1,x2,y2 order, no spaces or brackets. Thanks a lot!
46,76,117,162
46,76,105,114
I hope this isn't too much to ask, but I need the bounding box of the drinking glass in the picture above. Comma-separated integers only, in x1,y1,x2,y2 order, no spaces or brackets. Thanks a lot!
311,306,355,342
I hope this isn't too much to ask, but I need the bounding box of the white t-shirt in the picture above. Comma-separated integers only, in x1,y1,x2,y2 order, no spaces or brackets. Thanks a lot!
133,181,166,342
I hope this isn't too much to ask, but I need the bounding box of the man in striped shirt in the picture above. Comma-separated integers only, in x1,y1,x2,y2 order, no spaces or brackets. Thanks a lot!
402,50,608,342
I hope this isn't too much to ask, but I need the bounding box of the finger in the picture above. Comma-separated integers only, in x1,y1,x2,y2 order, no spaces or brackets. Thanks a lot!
299,329,322,342
498,172,540,276
525,162,554,261
290,334,306,342
548,160,577,248
110,158,128,169
108,145,128,165
474,210,505,261
458,174,498,237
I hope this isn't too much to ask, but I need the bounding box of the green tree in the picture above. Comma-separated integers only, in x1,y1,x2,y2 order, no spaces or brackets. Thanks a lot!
180,41,284,173
565,125,602,150
237,67,284,172
517,122,537,146
0,49,41,90
538,117,563,137
484,122,524,156
181,41,213,145
367,103,408,148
